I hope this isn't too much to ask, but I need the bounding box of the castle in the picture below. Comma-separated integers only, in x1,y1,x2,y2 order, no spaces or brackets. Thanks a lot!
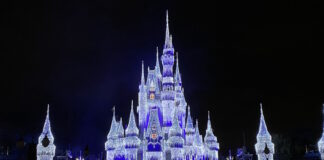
104,11,220,160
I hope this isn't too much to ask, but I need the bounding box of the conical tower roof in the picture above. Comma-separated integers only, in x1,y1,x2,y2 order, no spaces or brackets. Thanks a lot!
126,100,139,136
39,104,54,143
257,103,270,137
107,106,118,139
185,106,194,131
164,10,173,49
117,118,124,138
174,52,182,86
205,111,215,136
193,119,203,146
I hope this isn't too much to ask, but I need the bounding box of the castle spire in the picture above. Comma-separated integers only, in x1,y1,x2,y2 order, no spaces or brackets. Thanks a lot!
175,52,182,86
107,106,117,139
117,117,124,138
185,106,194,129
126,100,139,136
207,111,212,132
155,47,162,80
195,119,200,135
193,119,203,146
164,10,170,48
41,104,53,139
258,103,270,136
164,11,173,49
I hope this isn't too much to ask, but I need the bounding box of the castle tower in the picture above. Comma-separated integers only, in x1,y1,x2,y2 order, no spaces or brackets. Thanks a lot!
184,106,195,160
193,120,205,160
204,111,220,160
161,11,175,131
105,107,118,160
185,106,195,146
138,61,148,133
37,105,56,160
255,103,274,160
168,107,184,160
125,101,141,160
318,104,324,160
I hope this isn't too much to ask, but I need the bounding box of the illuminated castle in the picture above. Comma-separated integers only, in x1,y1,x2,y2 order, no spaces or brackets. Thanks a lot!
105,11,220,160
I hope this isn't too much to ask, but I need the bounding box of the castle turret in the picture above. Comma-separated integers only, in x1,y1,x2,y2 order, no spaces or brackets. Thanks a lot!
125,101,141,160
105,107,118,160
193,119,204,160
155,47,162,83
185,106,195,146
161,10,175,131
255,103,274,160
184,106,195,160
318,104,324,160
138,61,148,133
37,104,56,160
204,111,220,160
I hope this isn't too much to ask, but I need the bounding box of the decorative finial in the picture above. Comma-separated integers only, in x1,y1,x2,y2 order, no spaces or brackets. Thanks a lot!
260,103,263,115
188,105,190,114
131,100,134,110
196,119,199,130
176,52,179,66
112,106,115,116
47,104,50,116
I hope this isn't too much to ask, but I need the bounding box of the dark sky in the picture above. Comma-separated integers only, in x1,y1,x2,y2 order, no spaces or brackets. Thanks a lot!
2,0,324,156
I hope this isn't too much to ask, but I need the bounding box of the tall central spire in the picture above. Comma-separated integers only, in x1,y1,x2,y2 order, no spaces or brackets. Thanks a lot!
164,10,170,48
164,10,173,49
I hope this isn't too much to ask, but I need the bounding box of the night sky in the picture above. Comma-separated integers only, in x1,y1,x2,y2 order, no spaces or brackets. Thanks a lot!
2,0,324,156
